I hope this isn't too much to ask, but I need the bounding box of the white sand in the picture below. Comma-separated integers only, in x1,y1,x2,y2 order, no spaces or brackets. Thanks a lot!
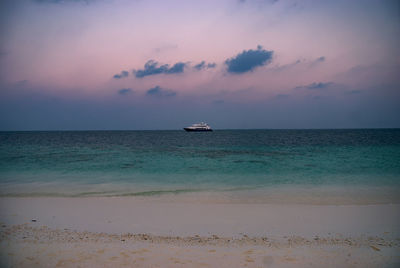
2,236,399,268
1,197,399,267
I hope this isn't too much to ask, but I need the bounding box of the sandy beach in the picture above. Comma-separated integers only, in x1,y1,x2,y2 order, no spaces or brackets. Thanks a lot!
2,0,400,264
1,197,399,267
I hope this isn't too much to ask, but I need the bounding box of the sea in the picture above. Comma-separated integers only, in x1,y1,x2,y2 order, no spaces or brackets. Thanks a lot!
1,129,400,203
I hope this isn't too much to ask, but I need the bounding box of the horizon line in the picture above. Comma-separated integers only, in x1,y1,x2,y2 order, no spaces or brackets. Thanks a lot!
1,127,399,132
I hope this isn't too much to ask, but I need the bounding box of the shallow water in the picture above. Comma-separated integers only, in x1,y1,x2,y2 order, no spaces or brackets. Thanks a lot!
1,129,399,199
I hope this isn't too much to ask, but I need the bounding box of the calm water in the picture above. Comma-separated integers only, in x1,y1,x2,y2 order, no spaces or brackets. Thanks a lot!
0,129,400,197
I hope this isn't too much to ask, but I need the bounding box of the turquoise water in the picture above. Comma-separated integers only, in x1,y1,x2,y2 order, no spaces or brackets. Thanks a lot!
0,129,399,197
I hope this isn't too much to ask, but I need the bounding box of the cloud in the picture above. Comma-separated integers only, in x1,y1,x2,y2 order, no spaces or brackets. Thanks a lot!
34,0,94,4
309,56,326,67
194,61,217,70
296,82,334,90
134,60,187,78
225,45,273,74
115,60,215,80
238,0,279,4
166,62,185,74
146,86,176,97
306,82,333,89
118,88,132,95
272,59,302,72
113,70,129,79
273,56,325,72
194,61,206,70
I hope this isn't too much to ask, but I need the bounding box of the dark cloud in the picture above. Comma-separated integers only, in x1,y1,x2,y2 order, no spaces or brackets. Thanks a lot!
194,61,217,70
115,60,215,80
134,60,187,78
135,61,168,77
296,82,334,90
146,86,176,97
113,70,129,79
166,62,185,74
225,45,273,74
118,88,132,95
194,61,206,70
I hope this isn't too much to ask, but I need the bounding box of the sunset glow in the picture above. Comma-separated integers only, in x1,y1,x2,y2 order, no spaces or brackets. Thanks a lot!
1,0,399,130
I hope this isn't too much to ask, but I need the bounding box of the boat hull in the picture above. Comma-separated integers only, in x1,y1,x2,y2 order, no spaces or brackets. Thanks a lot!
184,128,213,132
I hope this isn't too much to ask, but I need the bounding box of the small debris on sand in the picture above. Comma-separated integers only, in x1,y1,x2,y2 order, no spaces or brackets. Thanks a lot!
370,245,381,251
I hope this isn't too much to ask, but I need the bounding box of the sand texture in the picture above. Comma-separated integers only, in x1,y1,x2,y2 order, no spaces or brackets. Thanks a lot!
1,224,399,268
1,197,400,267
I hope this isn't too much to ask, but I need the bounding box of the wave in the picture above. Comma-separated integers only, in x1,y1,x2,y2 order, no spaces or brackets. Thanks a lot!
2,184,400,206
0,188,206,198
117,188,203,197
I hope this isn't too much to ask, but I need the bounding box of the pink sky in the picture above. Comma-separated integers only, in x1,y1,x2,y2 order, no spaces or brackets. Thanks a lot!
0,0,399,129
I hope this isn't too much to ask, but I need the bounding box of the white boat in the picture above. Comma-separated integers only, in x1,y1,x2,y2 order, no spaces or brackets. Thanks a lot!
183,122,213,132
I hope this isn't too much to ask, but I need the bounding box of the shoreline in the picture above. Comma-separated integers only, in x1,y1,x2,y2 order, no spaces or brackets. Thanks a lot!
1,183,400,205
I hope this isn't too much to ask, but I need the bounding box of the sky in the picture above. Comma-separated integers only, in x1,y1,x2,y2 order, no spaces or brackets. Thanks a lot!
0,0,399,130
